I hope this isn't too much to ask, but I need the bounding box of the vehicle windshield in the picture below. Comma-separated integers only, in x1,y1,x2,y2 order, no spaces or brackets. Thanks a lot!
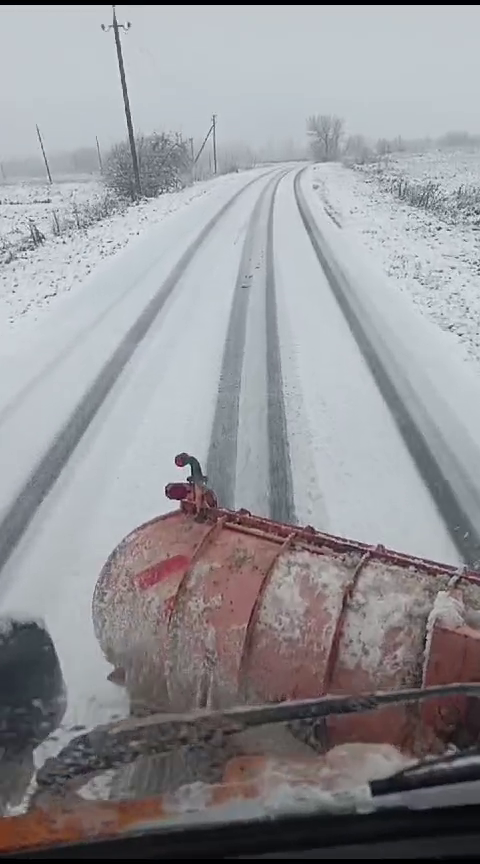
2,3,480,853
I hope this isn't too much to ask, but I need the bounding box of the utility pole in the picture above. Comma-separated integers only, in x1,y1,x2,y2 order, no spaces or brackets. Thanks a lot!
189,137,195,182
101,5,141,198
212,113,217,174
96,136,103,174
36,124,52,184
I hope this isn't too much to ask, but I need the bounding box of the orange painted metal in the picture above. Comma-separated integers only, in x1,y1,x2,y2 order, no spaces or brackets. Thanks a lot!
4,456,480,854
2,606,476,855
92,456,480,754
0,745,410,856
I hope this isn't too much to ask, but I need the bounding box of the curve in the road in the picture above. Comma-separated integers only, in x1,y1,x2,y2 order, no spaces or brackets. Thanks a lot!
294,169,480,567
0,169,282,578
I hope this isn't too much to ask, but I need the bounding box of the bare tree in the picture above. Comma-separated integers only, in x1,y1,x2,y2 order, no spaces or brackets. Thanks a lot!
307,115,344,162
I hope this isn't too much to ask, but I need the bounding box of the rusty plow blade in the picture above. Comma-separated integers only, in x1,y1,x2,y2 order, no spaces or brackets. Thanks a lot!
91,453,480,759
4,454,480,856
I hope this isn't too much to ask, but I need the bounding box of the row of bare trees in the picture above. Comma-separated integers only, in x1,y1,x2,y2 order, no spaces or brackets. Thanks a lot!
307,114,480,167
307,115,411,165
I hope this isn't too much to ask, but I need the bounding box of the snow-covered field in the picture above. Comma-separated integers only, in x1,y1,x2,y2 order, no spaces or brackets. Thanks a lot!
0,175,239,340
313,150,480,368
374,148,480,192
3,161,480,804
0,177,108,261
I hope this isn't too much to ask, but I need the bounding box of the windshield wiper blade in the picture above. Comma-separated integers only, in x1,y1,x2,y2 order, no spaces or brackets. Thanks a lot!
34,682,480,798
371,747,480,797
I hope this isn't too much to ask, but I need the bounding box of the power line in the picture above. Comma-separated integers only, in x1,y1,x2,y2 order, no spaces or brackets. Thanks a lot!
124,34,219,175
101,5,141,198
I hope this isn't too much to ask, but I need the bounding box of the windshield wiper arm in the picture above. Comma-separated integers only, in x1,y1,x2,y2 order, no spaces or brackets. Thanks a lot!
34,682,480,798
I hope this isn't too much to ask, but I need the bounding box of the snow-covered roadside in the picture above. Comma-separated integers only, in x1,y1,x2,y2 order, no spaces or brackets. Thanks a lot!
0,167,276,543
312,162,480,369
0,171,263,341
300,167,480,564
274,171,458,563
0,173,272,775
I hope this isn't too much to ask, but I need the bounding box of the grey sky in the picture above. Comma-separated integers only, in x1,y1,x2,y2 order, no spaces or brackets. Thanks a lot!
1,5,479,160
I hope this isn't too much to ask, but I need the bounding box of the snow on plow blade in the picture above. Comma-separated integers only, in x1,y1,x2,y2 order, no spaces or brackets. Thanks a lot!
93,453,480,755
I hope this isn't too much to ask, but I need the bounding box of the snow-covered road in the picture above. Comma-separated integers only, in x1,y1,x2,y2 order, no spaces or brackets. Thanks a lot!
0,163,478,761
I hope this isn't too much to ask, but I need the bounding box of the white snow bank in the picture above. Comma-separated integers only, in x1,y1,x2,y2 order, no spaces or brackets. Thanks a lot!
301,167,480,565
273,172,457,560
314,161,480,369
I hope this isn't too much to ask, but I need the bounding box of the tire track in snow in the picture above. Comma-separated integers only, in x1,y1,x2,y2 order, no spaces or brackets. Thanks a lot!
294,170,479,567
112,171,293,804
265,179,296,524
271,175,329,532
206,170,295,523
0,171,277,578
205,181,273,509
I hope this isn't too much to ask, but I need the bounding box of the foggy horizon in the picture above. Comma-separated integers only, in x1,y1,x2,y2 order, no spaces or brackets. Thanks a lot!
1,4,480,162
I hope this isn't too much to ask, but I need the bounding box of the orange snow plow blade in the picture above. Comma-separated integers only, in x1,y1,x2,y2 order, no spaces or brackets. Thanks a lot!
4,452,480,856
92,453,480,754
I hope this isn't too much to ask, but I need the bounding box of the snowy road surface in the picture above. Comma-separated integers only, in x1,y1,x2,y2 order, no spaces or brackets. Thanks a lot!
0,164,477,765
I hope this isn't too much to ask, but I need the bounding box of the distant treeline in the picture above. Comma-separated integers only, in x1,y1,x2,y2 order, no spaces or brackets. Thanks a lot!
1,146,99,181
307,115,480,166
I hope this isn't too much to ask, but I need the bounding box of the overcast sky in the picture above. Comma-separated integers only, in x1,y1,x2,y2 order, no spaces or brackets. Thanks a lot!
1,5,479,160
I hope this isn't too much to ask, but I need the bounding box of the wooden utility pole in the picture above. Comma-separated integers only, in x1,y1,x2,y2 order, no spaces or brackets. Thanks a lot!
96,136,103,173
212,113,217,174
189,137,195,181
101,5,141,198
35,124,52,184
